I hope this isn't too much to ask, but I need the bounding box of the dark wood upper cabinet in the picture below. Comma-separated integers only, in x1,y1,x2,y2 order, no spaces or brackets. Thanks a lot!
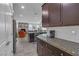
42,3,62,27
42,3,50,27
62,3,79,26
49,3,62,27
42,3,79,27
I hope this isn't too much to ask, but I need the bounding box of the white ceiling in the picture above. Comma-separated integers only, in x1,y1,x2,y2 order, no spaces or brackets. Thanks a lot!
13,3,42,24
0,4,13,15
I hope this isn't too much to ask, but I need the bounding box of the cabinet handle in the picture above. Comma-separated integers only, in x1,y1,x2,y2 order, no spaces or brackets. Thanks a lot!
60,53,64,56
46,44,47,47
41,46,43,48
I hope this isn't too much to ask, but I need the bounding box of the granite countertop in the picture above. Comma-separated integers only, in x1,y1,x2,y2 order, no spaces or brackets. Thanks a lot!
37,34,79,56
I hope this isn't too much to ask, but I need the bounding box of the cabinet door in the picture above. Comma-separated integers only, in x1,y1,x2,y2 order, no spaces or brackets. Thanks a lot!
37,42,43,56
37,39,43,56
49,3,62,27
42,4,49,27
42,42,48,56
47,43,62,56
62,3,79,26
45,44,53,56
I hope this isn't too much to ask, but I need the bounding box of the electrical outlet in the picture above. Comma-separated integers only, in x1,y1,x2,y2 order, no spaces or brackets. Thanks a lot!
72,31,76,34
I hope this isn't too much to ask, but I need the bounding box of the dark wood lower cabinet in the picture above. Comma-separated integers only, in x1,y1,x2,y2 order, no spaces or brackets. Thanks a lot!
29,33,35,42
37,43,43,56
37,38,72,56
37,39,46,56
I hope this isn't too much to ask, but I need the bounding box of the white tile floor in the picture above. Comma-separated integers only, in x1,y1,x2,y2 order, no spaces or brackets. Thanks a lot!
15,38,38,56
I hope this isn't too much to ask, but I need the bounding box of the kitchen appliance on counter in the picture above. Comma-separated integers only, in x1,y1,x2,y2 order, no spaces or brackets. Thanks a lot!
49,30,55,38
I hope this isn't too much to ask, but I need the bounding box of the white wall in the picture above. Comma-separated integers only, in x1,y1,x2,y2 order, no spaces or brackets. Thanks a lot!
47,26,79,43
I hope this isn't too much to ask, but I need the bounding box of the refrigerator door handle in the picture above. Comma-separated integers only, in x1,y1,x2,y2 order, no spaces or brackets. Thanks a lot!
5,41,10,46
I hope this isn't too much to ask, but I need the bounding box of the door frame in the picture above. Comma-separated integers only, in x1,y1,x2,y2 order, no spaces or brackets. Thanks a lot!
13,19,17,55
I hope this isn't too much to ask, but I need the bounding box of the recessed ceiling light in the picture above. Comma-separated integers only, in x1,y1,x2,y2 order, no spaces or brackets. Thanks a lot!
20,14,23,17
21,5,24,9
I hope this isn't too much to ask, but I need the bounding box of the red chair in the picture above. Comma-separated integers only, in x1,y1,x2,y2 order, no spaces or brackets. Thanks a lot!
18,30,26,38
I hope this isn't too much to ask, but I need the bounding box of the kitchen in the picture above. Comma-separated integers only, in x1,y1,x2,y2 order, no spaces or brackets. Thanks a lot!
0,3,79,56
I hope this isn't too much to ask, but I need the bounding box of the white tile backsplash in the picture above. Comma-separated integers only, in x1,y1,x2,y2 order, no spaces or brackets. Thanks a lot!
47,26,79,43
